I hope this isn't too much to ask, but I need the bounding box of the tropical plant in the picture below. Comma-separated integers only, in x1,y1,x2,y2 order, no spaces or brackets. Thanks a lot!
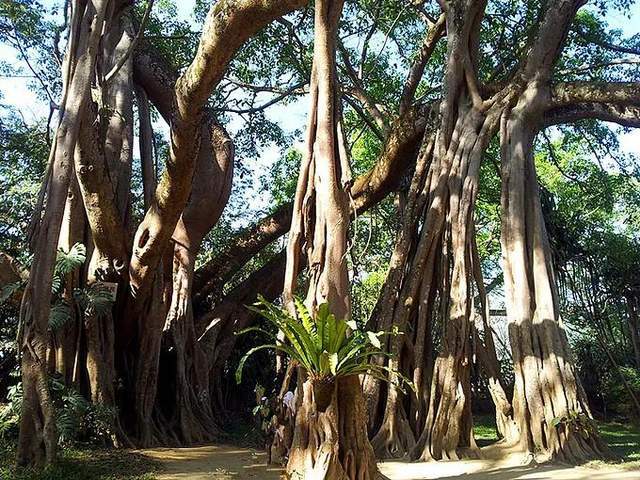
0,246,114,358
1,243,116,445
0,373,116,445
235,295,411,392
51,375,116,446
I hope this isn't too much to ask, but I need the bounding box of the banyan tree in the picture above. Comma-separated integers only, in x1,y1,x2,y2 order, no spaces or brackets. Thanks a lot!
2,0,639,472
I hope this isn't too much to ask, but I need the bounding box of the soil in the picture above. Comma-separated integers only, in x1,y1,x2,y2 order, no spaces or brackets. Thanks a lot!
141,443,640,480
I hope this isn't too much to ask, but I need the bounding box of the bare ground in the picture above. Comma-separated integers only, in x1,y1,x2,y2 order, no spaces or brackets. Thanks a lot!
140,443,640,480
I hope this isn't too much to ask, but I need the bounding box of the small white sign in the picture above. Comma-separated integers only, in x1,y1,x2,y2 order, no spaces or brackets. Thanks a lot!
95,281,118,301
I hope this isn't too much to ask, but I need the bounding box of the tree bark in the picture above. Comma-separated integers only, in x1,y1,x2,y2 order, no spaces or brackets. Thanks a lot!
17,0,109,466
282,1,378,477
500,93,609,462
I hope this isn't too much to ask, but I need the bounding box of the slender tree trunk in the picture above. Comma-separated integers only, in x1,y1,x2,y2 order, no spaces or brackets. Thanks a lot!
54,179,85,384
17,0,110,467
626,295,640,370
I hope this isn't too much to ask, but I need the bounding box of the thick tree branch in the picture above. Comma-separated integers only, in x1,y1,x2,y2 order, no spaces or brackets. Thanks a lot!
544,102,640,128
103,0,154,84
192,205,292,306
518,0,585,82
75,100,129,277
551,81,640,107
129,0,308,299
132,42,177,120
544,81,640,126
399,13,445,115
175,0,308,117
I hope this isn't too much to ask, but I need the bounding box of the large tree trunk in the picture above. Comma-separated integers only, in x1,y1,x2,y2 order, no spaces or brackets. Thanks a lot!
73,2,135,446
372,1,501,461
496,2,612,460
287,376,377,480
368,136,434,459
161,117,233,443
282,1,378,477
500,99,610,462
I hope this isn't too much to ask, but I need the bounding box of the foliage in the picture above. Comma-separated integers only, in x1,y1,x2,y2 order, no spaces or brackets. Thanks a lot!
236,296,411,391
351,268,387,328
0,373,116,446
602,367,640,419
261,148,302,209
0,115,49,258
0,243,115,435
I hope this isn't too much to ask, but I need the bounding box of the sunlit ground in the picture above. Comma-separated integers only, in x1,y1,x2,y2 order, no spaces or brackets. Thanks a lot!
1,419,639,479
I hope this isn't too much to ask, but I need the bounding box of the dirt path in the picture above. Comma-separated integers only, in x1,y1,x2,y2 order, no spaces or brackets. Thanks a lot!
141,444,640,480
142,445,281,479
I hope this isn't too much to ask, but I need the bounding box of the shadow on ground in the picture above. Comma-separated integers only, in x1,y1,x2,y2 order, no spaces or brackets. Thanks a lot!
142,443,640,480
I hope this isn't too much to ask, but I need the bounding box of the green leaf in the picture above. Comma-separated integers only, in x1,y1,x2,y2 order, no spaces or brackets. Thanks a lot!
49,302,72,331
329,317,348,353
294,297,316,339
367,331,382,349
74,284,114,318
55,243,86,276
329,352,339,375
235,326,278,340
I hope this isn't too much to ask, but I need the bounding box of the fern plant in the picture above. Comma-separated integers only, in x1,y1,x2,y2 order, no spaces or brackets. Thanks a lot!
46,243,87,331
0,243,117,443
236,296,412,393
1,374,115,445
